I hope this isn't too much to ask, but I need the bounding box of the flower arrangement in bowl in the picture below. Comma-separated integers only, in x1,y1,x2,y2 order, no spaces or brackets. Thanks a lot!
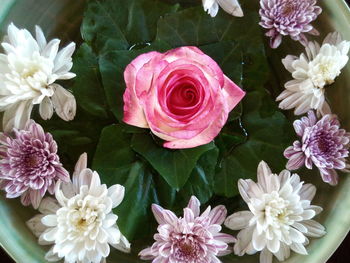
1,0,350,263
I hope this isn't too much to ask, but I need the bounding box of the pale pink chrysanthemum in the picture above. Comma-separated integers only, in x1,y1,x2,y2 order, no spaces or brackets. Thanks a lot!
284,111,350,185
259,0,322,48
139,196,236,263
0,119,69,208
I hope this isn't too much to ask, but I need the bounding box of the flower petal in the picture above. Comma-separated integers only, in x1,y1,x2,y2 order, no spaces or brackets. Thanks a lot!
221,75,245,111
187,195,201,217
290,242,308,255
108,184,125,208
209,205,227,225
3,100,33,133
39,96,54,120
303,220,326,238
38,197,60,214
260,248,273,263
111,234,131,253
41,214,58,227
224,211,253,230
299,184,316,201
217,0,244,17
123,51,160,128
26,214,46,237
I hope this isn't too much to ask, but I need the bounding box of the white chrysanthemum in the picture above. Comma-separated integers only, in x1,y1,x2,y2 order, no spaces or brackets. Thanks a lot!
277,32,350,116
0,23,76,132
26,153,130,263
202,0,243,17
224,161,326,263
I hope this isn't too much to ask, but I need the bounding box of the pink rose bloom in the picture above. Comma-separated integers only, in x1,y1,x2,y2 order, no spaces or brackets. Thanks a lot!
123,46,245,149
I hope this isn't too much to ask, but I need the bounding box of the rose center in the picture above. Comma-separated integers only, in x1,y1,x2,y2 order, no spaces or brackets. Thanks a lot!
166,83,200,116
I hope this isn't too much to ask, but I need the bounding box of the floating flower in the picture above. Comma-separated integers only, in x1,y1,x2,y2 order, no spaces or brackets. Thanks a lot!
202,0,243,17
0,119,69,209
0,23,76,132
139,196,236,263
225,161,326,263
26,153,130,263
259,0,322,48
276,32,350,115
123,46,245,149
284,111,350,185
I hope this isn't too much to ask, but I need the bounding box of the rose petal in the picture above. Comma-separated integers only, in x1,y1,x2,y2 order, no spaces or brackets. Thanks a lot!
221,76,245,111
123,51,160,128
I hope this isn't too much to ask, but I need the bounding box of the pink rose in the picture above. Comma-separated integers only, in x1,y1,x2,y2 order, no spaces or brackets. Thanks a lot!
123,46,245,149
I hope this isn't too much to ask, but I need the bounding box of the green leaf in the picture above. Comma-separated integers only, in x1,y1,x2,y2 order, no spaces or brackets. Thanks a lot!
34,107,110,172
71,43,109,118
131,133,216,189
228,102,243,121
81,0,129,51
98,41,171,121
153,175,177,209
156,7,269,89
215,119,247,158
178,147,219,205
92,125,158,240
81,0,179,53
92,124,136,180
214,90,294,197
200,41,243,86
113,162,158,240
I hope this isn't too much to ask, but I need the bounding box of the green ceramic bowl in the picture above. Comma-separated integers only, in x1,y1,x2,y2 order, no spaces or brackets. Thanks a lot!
0,0,350,262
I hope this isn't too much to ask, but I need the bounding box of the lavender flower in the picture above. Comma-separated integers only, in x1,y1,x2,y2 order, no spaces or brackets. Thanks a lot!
0,120,69,208
284,111,350,185
259,0,322,48
139,196,236,263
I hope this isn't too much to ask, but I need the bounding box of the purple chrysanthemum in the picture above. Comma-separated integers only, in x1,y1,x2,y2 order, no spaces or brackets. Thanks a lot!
0,120,69,208
139,196,236,263
284,111,350,185
259,0,322,48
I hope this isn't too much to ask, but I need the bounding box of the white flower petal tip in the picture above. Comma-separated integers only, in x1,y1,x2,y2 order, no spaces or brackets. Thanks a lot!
224,211,253,230
74,152,88,175
227,162,325,263
0,23,76,131
27,154,130,263
108,184,125,208
39,97,54,120
187,195,201,216
141,196,235,262
50,84,76,121
112,234,131,253
202,0,243,17
276,32,350,116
